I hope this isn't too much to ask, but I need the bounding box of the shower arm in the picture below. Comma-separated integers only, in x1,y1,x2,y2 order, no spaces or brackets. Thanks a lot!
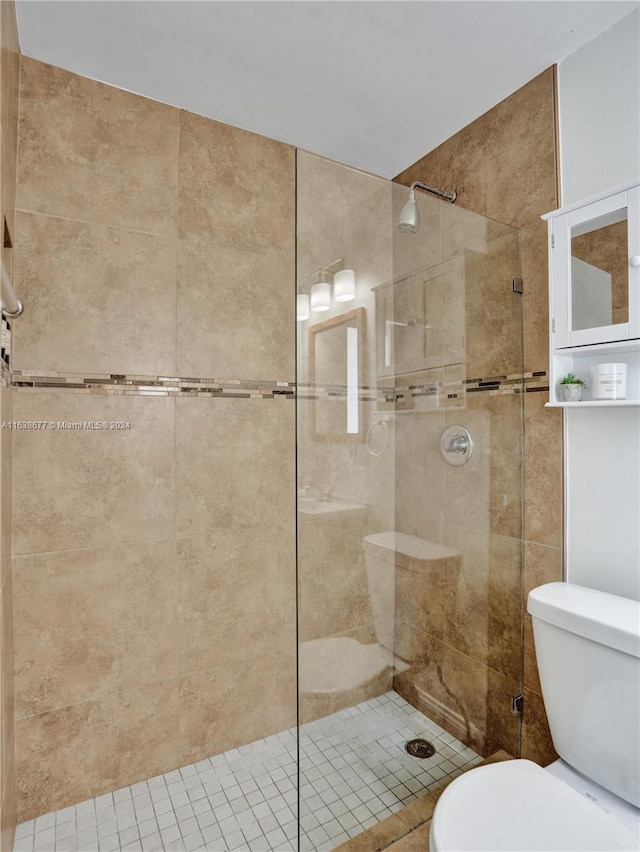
410,181,457,204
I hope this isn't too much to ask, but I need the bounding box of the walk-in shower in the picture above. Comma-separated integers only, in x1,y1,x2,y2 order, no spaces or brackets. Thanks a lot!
10,132,524,852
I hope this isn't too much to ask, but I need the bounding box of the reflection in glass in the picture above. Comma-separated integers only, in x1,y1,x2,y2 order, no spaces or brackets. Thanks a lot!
308,307,365,440
571,210,628,331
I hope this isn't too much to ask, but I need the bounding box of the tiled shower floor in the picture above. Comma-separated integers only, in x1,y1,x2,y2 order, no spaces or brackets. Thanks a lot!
14,692,481,852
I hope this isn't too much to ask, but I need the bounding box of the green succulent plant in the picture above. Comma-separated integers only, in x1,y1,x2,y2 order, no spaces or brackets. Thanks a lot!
560,372,585,386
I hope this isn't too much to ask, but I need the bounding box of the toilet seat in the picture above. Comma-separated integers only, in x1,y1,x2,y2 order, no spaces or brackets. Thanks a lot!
430,759,639,851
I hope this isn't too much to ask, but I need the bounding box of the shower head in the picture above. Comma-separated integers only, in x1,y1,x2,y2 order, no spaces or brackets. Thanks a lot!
397,189,419,234
396,181,457,234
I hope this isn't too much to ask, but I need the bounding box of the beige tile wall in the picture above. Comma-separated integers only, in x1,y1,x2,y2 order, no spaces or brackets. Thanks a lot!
394,67,562,763
0,1,19,849
11,57,296,821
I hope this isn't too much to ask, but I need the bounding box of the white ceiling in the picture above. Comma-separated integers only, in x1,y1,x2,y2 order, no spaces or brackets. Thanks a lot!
16,0,639,179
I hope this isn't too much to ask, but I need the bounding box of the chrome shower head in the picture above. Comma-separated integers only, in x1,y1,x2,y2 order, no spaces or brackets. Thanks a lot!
396,181,457,234
397,189,419,234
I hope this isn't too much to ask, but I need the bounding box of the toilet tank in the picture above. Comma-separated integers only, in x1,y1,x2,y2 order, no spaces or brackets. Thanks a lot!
527,582,640,807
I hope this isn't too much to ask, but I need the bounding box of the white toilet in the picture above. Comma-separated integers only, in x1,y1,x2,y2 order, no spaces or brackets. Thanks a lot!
430,582,640,851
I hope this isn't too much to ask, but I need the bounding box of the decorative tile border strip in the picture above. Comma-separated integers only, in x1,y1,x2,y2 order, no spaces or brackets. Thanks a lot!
394,370,548,404
10,369,549,401
297,382,396,405
11,371,296,399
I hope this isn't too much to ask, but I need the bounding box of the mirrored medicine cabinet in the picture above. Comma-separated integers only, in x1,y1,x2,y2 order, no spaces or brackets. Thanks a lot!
543,180,640,406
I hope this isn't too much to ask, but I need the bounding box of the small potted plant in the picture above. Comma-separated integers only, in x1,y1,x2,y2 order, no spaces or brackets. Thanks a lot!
559,372,585,402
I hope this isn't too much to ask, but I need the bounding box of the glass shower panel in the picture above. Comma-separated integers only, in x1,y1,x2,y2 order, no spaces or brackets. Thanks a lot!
296,149,396,714
390,187,525,763
296,154,524,850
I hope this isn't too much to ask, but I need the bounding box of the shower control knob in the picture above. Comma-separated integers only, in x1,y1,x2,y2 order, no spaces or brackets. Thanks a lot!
440,426,474,466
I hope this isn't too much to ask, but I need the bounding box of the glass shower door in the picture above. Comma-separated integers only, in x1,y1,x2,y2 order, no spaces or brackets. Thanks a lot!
295,150,524,850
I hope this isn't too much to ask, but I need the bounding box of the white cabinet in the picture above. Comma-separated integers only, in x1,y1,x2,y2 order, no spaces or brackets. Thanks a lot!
543,180,640,406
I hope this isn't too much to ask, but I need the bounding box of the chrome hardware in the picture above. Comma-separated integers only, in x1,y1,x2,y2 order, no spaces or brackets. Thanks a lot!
1,298,23,318
446,435,468,454
511,694,524,715
440,426,474,466
302,483,334,501
366,418,391,457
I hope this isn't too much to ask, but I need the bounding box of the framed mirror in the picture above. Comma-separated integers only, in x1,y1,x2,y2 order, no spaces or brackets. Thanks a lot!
309,307,366,440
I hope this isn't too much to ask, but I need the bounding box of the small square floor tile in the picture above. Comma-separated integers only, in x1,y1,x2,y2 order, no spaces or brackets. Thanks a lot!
18,691,480,852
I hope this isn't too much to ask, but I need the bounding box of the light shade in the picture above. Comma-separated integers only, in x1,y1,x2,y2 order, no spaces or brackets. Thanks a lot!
311,282,331,312
296,293,310,322
334,268,356,302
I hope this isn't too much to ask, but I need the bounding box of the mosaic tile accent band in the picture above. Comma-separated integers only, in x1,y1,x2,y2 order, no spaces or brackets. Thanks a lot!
394,371,549,404
11,371,297,399
10,370,549,400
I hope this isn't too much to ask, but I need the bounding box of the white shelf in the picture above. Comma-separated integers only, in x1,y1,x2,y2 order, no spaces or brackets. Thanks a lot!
549,341,640,407
546,399,640,408
556,340,640,356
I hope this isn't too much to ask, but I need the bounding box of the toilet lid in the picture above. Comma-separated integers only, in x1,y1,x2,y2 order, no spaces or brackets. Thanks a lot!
431,760,639,852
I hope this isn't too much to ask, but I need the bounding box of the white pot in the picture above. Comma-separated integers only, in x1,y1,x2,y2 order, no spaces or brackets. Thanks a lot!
591,363,627,400
560,383,583,402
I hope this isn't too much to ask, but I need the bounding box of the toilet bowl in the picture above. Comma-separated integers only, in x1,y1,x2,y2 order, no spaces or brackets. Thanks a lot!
430,582,640,851
430,759,639,851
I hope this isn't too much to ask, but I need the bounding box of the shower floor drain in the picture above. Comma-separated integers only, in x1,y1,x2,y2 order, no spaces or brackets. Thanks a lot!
405,738,436,759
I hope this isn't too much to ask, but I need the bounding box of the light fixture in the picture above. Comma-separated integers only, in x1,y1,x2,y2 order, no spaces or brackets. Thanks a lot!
296,293,310,322
310,281,331,312
334,268,356,302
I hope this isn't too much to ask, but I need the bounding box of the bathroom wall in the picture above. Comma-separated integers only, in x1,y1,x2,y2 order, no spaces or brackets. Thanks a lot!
11,56,296,821
558,8,639,207
558,11,640,602
565,409,640,600
0,1,19,848
395,67,561,765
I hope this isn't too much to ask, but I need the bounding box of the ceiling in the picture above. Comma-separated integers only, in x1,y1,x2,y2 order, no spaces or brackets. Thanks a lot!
16,1,638,179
